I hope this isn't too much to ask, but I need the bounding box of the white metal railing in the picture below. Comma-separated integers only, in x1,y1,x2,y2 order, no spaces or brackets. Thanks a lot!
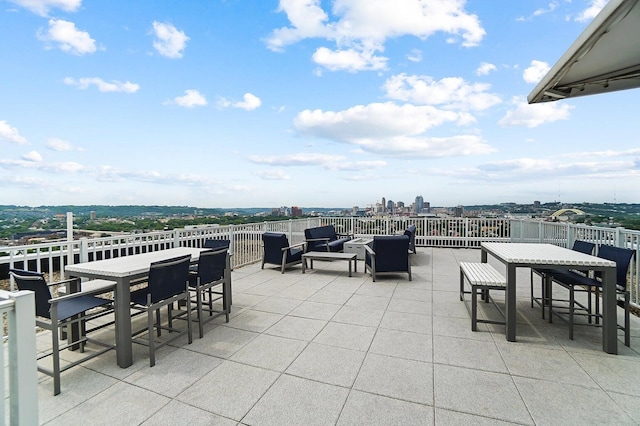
1,216,638,305
1,290,38,426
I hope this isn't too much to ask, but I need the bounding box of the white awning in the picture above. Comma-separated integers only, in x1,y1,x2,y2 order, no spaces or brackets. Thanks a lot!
528,0,640,103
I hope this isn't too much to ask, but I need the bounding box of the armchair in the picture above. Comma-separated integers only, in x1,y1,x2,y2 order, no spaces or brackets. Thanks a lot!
304,225,353,252
9,269,115,395
404,224,417,254
364,235,411,282
261,232,306,273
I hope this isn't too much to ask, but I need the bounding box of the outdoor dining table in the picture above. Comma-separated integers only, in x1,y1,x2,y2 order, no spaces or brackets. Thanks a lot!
480,242,618,354
65,247,206,368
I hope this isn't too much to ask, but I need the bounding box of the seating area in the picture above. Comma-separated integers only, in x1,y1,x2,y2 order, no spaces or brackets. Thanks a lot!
304,224,353,252
28,246,640,424
364,235,412,282
261,232,306,273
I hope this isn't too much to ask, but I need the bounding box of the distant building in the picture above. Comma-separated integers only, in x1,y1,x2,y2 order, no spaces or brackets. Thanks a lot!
415,195,424,214
291,206,303,217
454,205,464,217
387,200,394,213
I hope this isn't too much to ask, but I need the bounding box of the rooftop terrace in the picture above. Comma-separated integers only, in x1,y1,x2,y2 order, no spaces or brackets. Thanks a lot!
32,247,640,425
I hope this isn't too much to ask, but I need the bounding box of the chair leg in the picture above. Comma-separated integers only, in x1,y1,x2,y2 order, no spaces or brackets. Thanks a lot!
148,308,156,367
52,323,61,396
186,296,193,344
196,287,204,339
624,291,630,347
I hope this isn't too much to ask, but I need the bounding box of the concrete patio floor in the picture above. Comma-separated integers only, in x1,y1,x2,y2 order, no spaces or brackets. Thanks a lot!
34,247,640,425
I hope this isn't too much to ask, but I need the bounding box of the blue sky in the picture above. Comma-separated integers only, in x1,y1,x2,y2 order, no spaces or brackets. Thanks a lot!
1,0,638,209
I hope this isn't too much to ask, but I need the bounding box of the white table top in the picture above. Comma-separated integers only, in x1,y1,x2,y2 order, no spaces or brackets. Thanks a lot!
65,247,205,278
481,242,615,267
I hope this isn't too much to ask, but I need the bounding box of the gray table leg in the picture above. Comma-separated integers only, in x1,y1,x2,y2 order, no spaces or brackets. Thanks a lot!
601,266,617,354
348,260,352,277
115,277,133,368
505,264,517,342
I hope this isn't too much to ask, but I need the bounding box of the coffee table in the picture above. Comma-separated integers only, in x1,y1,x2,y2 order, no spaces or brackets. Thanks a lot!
302,252,357,277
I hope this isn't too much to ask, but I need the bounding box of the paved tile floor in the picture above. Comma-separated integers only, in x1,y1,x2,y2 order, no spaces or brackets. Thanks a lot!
32,247,640,425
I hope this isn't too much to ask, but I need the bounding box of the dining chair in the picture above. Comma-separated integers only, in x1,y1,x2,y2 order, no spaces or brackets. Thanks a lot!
549,244,635,345
530,240,595,319
130,254,193,366
188,248,230,338
9,269,115,395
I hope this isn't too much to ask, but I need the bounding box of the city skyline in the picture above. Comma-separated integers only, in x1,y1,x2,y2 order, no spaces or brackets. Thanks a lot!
1,1,639,208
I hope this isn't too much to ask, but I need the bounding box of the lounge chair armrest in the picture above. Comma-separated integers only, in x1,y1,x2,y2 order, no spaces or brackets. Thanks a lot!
364,245,376,257
47,277,81,288
306,237,330,243
288,242,307,250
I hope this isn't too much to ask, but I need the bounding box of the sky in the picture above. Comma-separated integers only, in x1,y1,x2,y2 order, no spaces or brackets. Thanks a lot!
1,0,639,209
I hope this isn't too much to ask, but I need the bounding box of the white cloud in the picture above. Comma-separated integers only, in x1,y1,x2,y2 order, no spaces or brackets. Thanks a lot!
217,93,262,111
64,77,140,93
384,74,501,111
22,150,42,162
151,21,189,59
7,0,81,17
575,0,608,22
533,1,559,17
476,62,496,76
407,49,422,63
249,153,387,171
293,102,494,158
46,138,83,151
233,93,262,111
37,19,96,55
265,0,485,72
0,120,28,144
523,60,550,84
256,169,290,180
312,47,387,72
166,89,207,108
499,96,573,128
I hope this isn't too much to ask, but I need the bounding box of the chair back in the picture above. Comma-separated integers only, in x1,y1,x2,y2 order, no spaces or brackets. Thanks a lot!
371,235,410,272
197,248,228,284
572,240,595,255
9,269,53,318
262,232,289,264
147,255,191,303
596,245,635,288
203,239,230,250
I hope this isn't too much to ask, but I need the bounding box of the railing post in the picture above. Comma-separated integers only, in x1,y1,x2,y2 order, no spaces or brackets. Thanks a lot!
80,237,89,263
615,227,623,247
566,223,573,248
173,229,180,248
66,211,74,267
228,225,235,254
288,219,293,241
8,290,38,426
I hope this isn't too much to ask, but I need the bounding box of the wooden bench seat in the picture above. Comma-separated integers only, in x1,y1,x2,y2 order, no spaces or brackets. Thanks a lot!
459,262,507,331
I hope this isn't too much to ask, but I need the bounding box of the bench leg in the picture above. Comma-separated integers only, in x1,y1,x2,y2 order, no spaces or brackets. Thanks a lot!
459,269,465,301
471,284,478,331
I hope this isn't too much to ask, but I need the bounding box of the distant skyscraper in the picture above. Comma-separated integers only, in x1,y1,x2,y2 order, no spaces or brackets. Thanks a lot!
387,200,394,213
381,197,386,212
415,195,424,214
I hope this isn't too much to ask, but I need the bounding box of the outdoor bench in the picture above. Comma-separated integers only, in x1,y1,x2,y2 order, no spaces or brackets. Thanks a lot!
459,262,506,331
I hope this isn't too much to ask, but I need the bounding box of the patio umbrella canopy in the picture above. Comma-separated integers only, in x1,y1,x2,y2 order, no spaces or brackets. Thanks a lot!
528,0,640,103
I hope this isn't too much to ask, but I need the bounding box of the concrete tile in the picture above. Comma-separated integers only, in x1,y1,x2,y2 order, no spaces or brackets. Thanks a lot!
286,342,365,387
355,282,397,298
386,298,430,315
572,352,640,396
514,376,636,425
354,353,433,405
433,335,508,374
307,289,352,305
379,310,432,334
392,287,432,302
435,408,518,425
252,296,302,315
265,315,327,341
432,316,494,341
332,305,384,327
227,309,284,333
177,360,279,421
498,343,598,387
313,322,377,352
276,285,320,300
345,294,391,311
369,328,432,362
289,300,341,320
125,348,222,397
243,374,348,426
45,381,170,425
142,399,236,425
433,364,532,424
186,324,258,359
338,390,433,426
229,334,307,371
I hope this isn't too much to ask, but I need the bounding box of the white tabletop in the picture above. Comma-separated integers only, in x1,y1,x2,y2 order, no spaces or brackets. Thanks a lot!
481,243,615,267
65,247,205,278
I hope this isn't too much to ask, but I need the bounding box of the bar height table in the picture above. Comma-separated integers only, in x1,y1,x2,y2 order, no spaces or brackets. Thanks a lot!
66,247,206,368
480,242,618,354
